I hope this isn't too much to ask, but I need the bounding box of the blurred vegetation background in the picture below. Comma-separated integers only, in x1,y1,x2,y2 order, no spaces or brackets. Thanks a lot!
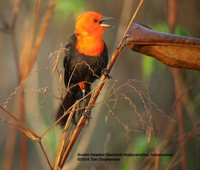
0,0,200,169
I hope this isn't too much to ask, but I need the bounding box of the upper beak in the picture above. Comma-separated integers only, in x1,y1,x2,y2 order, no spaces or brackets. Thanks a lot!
100,16,113,28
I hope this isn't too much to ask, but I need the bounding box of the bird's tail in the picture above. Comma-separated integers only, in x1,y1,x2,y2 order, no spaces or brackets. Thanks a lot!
56,85,91,127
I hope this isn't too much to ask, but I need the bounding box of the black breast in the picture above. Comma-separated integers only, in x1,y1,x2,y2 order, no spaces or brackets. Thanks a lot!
64,34,108,87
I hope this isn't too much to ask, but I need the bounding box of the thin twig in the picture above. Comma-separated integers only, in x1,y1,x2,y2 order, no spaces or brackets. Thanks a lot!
39,142,53,170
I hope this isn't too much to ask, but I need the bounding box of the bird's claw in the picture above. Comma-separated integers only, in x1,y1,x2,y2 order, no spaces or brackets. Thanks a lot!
102,69,112,79
82,109,92,120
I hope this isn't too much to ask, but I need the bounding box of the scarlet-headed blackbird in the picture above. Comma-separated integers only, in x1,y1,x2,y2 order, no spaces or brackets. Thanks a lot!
56,11,111,126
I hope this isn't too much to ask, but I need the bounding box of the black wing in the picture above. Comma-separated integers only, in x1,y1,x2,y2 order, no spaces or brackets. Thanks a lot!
63,35,77,87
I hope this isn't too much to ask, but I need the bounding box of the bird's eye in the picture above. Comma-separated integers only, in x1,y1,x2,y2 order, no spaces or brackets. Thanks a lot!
93,19,98,23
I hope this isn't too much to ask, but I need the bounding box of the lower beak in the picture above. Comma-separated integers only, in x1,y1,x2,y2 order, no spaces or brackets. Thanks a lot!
100,23,111,28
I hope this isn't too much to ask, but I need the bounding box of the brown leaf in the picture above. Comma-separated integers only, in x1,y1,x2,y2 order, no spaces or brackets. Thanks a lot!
126,23,200,71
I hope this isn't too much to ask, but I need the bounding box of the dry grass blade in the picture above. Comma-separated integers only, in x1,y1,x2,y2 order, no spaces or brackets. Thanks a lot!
57,0,145,167
0,118,40,141
0,105,40,141
54,104,77,169
0,105,54,169
0,105,23,124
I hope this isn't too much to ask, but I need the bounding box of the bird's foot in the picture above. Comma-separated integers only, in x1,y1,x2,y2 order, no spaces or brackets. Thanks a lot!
102,68,112,79
82,109,92,120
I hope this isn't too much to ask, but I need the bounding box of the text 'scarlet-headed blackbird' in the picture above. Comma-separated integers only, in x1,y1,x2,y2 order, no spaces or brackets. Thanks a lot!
56,11,111,126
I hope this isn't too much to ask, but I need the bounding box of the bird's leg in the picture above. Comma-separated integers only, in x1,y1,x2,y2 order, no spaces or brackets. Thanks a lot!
81,89,86,111
79,82,86,99
80,88,92,120
82,89,86,98
101,68,112,79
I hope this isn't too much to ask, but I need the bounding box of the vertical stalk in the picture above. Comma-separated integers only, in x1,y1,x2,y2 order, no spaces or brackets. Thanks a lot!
2,0,20,169
19,83,27,170
172,69,187,170
168,0,187,169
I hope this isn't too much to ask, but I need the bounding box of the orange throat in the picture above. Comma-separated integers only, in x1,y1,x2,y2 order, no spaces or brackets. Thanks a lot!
76,35,104,56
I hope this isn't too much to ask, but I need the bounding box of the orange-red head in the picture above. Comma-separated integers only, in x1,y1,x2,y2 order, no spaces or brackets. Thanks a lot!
75,11,111,56
75,11,111,38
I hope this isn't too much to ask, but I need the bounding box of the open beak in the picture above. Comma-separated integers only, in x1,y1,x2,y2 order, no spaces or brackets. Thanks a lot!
100,16,113,28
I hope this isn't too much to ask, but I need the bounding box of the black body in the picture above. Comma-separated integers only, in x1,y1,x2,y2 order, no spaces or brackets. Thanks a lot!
56,34,108,126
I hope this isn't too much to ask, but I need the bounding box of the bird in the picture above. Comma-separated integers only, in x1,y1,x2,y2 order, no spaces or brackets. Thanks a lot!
56,11,111,127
